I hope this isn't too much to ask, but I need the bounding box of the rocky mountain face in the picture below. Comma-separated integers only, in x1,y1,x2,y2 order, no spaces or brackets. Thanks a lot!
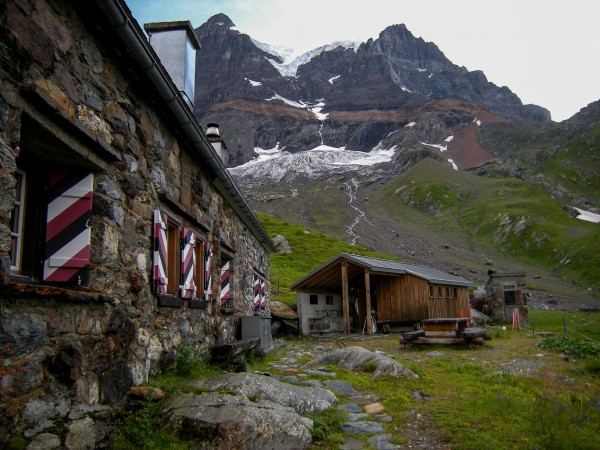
193,14,550,168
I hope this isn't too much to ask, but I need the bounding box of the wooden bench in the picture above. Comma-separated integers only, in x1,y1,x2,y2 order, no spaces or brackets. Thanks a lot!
400,319,490,348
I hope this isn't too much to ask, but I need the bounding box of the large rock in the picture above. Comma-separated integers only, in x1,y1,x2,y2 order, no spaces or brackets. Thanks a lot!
162,392,313,450
303,346,419,379
191,372,336,415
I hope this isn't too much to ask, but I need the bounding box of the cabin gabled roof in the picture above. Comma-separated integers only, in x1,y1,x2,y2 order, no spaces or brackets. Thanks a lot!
290,253,472,291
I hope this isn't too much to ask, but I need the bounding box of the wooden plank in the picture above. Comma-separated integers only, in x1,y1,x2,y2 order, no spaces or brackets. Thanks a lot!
365,270,372,335
423,322,458,332
341,261,350,334
425,330,458,338
401,330,425,340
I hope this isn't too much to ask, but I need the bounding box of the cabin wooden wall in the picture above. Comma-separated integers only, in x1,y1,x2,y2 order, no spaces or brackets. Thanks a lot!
376,275,470,323
376,275,428,322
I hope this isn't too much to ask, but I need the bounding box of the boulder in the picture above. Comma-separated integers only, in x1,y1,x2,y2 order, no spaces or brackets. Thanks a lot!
191,372,336,415
302,346,418,379
162,392,313,450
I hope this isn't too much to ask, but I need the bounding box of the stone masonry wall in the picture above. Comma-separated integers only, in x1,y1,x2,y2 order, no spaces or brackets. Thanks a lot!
0,0,270,444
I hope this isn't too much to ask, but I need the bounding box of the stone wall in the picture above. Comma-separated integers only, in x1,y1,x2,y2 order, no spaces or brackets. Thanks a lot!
0,0,270,444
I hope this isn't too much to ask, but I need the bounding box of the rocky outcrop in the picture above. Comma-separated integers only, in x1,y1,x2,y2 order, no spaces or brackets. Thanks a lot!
302,346,419,379
162,372,337,449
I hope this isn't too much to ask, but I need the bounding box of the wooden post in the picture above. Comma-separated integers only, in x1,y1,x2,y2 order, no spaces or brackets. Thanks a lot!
365,270,372,335
341,261,350,334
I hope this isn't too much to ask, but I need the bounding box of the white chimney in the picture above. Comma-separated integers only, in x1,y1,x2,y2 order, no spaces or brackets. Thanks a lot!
144,21,200,110
206,123,227,161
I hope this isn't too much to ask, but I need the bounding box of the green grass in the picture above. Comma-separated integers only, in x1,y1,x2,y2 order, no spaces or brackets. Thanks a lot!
257,212,396,306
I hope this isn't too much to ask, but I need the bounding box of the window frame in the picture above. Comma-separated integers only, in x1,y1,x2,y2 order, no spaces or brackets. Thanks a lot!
10,169,26,272
309,294,318,305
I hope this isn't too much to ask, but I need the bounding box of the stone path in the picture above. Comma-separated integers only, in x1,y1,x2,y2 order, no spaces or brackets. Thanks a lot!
266,341,400,449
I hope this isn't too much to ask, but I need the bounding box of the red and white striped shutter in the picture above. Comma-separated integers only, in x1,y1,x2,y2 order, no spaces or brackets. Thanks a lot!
180,227,196,298
43,172,93,283
252,275,260,310
153,210,168,294
220,259,231,305
204,242,212,301
260,277,267,309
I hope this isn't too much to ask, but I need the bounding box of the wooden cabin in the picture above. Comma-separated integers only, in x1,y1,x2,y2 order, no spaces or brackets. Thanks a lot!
291,253,472,335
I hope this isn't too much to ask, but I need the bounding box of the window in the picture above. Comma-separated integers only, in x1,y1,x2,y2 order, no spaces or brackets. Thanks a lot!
193,238,205,298
428,285,435,299
326,295,334,305
166,220,180,295
10,169,26,272
310,294,318,305
10,162,93,284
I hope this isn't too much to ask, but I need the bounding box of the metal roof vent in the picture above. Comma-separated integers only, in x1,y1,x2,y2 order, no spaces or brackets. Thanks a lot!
206,123,227,162
144,21,200,110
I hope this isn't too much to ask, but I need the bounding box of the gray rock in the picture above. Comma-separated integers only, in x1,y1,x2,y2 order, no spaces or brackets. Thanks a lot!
349,394,381,405
323,380,357,395
26,433,61,450
306,369,337,378
368,434,398,449
339,421,385,434
162,392,313,450
192,372,336,415
426,351,443,357
303,346,418,379
374,414,393,423
341,437,366,449
65,417,96,450
347,413,369,421
339,403,364,414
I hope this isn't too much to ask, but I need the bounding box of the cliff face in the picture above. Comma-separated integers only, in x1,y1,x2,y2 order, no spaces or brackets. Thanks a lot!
192,14,550,167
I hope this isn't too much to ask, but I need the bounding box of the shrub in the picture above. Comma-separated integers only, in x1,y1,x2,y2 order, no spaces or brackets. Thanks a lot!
538,335,600,359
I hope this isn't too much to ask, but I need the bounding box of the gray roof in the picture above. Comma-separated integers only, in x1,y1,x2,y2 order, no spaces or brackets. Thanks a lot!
344,254,472,286
290,253,472,290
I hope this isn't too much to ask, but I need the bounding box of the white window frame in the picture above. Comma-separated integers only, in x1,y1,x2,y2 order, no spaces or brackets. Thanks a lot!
10,169,26,272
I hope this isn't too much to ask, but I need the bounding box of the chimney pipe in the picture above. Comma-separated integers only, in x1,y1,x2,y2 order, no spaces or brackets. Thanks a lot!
144,21,200,110
206,123,227,162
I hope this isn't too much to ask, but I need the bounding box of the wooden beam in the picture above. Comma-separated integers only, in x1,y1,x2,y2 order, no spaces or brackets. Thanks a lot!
365,270,372,335
341,261,350,334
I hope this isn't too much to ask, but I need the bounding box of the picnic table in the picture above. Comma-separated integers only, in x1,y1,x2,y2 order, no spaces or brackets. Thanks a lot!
400,318,491,348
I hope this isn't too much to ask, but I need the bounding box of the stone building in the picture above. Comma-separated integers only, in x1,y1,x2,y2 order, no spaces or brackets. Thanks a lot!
484,271,528,323
0,0,272,444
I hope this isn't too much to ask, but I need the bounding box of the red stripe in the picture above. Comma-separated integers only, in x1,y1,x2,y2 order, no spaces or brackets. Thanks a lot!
48,170,69,187
46,196,91,241
44,246,90,282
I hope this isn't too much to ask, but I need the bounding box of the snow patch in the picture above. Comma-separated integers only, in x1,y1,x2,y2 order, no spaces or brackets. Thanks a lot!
245,78,262,87
328,75,341,84
400,85,413,93
266,94,328,120
428,73,433,79
448,159,458,170
405,121,416,128
416,68,428,72
473,117,482,126
421,141,447,152
573,207,600,223
445,135,454,142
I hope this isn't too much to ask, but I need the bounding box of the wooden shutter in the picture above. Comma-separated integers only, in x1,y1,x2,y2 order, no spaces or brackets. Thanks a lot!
252,275,261,310
260,277,267,309
180,227,196,298
220,259,231,305
43,171,93,283
204,242,212,301
153,210,168,294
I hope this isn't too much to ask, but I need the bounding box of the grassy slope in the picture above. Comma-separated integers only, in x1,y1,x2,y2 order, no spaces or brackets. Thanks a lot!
257,212,395,306
368,158,600,291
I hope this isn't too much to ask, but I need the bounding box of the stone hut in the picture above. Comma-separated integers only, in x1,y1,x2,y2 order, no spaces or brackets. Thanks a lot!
484,271,527,323
0,0,272,444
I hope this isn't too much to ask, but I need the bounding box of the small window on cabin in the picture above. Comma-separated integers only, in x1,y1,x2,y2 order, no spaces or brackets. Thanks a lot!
445,286,452,299
428,285,435,299
437,286,444,299
453,287,458,299
310,294,318,305
166,220,180,295
326,295,333,305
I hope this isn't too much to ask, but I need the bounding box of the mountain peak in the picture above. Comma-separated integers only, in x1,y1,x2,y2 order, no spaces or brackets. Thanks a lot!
204,13,235,29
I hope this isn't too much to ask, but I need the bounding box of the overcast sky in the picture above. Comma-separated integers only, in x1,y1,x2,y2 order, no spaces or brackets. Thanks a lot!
127,0,600,122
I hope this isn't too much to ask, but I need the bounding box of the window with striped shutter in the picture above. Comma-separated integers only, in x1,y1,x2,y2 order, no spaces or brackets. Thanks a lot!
204,241,212,301
153,210,168,295
220,257,231,306
43,171,93,283
180,227,196,298
252,274,261,310
260,277,267,310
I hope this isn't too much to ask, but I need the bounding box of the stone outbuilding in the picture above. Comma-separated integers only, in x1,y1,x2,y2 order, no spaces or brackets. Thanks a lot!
0,0,272,443
484,271,528,323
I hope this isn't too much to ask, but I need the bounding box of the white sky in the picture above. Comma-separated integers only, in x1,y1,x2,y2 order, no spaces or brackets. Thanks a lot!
127,0,600,122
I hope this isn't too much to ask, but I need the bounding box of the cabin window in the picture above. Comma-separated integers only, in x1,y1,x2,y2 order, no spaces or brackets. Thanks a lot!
326,295,334,305
453,287,458,299
437,286,444,298
194,240,205,297
310,294,318,305
428,285,435,299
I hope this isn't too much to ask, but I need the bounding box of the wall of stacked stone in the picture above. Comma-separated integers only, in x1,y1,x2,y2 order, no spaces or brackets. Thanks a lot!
0,0,270,442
